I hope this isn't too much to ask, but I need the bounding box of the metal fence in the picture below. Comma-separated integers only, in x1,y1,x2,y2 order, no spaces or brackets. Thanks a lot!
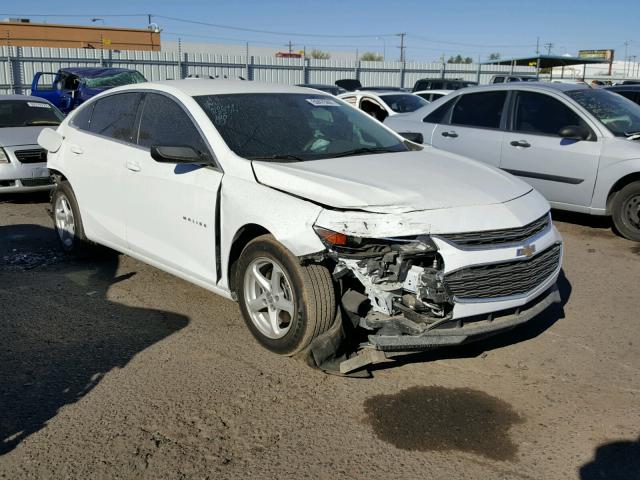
1,45,539,95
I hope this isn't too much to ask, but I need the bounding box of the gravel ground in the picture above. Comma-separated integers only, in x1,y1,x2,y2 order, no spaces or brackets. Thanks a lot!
0,193,638,480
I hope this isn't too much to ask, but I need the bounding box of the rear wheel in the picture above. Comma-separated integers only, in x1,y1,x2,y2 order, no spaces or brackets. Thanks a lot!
611,181,640,241
51,181,89,255
237,234,335,355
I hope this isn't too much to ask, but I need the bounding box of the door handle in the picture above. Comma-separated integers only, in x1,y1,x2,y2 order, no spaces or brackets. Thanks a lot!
69,144,83,154
510,140,531,148
441,130,458,138
126,160,141,172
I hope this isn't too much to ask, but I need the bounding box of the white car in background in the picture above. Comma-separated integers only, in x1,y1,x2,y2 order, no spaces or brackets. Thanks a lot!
385,82,640,241
38,80,562,371
413,89,453,102
0,95,64,193
337,91,428,122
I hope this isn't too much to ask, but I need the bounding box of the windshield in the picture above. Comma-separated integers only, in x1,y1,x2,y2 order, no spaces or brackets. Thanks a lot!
194,93,408,161
82,71,146,89
381,94,428,113
566,89,640,136
0,100,64,128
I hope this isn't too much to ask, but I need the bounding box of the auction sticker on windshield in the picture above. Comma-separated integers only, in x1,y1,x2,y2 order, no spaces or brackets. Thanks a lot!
27,102,51,108
306,98,340,107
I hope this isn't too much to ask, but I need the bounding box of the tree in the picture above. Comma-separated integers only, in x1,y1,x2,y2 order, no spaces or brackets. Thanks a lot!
310,49,331,60
360,52,383,61
488,52,501,61
446,54,473,64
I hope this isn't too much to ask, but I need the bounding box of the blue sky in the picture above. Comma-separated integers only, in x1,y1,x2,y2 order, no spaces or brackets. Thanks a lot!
1,0,638,61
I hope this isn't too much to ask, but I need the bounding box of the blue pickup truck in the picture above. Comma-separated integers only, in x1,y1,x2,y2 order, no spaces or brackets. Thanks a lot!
31,67,146,113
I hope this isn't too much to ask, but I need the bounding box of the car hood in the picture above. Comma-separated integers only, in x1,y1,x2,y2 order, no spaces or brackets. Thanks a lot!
252,150,532,213
0,126,49,147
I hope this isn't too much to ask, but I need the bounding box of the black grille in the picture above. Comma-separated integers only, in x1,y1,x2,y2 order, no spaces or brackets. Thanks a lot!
20,177,52,187
445,243,561,299
14,148,47,164
438,214,550,247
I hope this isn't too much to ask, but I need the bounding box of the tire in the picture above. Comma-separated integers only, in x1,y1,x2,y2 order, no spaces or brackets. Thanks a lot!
236,234,336,355
51,181,90,255
611,181,640,242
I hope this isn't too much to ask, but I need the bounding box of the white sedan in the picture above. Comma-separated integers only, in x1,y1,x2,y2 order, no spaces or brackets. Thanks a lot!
413,89,454,102
337,91,428,122
0,95,64,193
39,80,562,370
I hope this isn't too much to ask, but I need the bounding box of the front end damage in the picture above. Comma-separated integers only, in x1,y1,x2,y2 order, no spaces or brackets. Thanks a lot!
304,213,563,375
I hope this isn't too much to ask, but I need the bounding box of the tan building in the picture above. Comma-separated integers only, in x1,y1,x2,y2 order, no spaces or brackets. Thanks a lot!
0,19,160,51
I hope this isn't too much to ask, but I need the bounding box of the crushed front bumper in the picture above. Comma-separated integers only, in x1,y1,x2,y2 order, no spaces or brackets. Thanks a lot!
367,284,560,352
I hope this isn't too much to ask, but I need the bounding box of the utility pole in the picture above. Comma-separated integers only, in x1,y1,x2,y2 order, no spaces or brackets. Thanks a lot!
397,33,407,62
287,40,294,55
536,37,540,55
623,40,631,76
147,14,152,26
544,43,554,55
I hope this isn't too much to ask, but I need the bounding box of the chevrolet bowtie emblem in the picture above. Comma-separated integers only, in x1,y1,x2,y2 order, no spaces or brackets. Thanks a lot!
517,244,536,258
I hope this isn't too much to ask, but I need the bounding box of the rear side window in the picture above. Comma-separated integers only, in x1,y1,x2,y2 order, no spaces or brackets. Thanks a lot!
87,93,141,143
137,93,209,156
451,91,507,129
513,91,586,136
423,97,457,124
616,91,639,104
493,76,505,84
70,103,94,130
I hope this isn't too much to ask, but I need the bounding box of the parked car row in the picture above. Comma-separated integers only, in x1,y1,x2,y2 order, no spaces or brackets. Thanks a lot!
32,79,564,372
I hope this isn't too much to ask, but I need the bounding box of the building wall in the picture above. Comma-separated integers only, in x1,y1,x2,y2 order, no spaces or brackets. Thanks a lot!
0,22,160,51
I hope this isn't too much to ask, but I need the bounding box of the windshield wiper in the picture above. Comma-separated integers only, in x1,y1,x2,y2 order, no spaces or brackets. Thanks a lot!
23,121,61,126
332,147,400,158
248,154,304,162
625,131,640,140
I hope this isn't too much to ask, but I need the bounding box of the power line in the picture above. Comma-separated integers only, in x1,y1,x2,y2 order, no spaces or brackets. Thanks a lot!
154,14,397,38
409,34,536,49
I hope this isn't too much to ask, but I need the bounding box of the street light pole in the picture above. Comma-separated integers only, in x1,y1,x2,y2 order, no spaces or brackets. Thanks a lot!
376,36,387,60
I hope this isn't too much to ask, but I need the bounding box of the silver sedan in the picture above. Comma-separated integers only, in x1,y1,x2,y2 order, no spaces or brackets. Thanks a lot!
0,95,64,193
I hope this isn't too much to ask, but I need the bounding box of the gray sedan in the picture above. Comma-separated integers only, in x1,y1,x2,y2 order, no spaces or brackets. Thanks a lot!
385,82,640,241
0,95,64,193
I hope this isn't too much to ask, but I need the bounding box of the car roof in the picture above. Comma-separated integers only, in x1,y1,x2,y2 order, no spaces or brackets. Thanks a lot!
108,79,333,97
0,94,56,103
450,81,591,94
414,89,454,95
606,85,640,91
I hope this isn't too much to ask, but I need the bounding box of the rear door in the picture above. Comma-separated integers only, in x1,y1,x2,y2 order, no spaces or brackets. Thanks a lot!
64,92,143,248
500,90,602,207
431,90,508,167
124,92,223,284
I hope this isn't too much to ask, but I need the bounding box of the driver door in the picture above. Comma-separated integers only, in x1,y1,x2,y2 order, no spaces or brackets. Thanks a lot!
124,92,223,284
500,90,602,208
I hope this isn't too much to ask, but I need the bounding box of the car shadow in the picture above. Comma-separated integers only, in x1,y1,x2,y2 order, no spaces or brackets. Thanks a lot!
551,208,613,231
579,436,640,480
0,191,51,205
0,224,189,455
370,269,572,372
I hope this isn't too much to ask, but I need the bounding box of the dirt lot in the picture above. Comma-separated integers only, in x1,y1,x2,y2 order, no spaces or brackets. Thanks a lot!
0,193,638,480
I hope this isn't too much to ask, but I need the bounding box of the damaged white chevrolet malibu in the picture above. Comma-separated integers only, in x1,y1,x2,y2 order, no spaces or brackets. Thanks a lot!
38,80,563,372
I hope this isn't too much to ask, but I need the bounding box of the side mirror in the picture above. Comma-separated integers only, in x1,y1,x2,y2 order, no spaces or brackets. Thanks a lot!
38,128,64,153
150,145,211,164
559,125,589,141
399,132,424,144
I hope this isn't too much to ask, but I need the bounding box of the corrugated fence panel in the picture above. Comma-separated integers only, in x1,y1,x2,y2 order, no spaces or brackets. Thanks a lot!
0,46,540,94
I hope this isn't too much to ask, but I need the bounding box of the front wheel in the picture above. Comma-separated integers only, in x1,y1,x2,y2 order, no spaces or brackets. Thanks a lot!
237,235,336,355
51,181,89,255
611,181,640,242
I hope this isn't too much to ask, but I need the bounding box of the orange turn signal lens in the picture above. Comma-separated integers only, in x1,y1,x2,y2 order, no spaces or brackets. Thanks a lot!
313,226,348,246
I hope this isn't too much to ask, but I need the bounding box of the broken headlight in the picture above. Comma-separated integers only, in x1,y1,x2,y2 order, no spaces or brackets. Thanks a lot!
313,225,438,257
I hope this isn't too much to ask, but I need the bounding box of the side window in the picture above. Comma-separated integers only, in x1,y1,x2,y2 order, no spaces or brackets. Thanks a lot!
70,102,94,131
341,96,357,106
88,93,141,143
137,93,209,156
513,91,587,136
617,91,639,104
451,91,507,129
493,76,505,84
423,97,457,124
